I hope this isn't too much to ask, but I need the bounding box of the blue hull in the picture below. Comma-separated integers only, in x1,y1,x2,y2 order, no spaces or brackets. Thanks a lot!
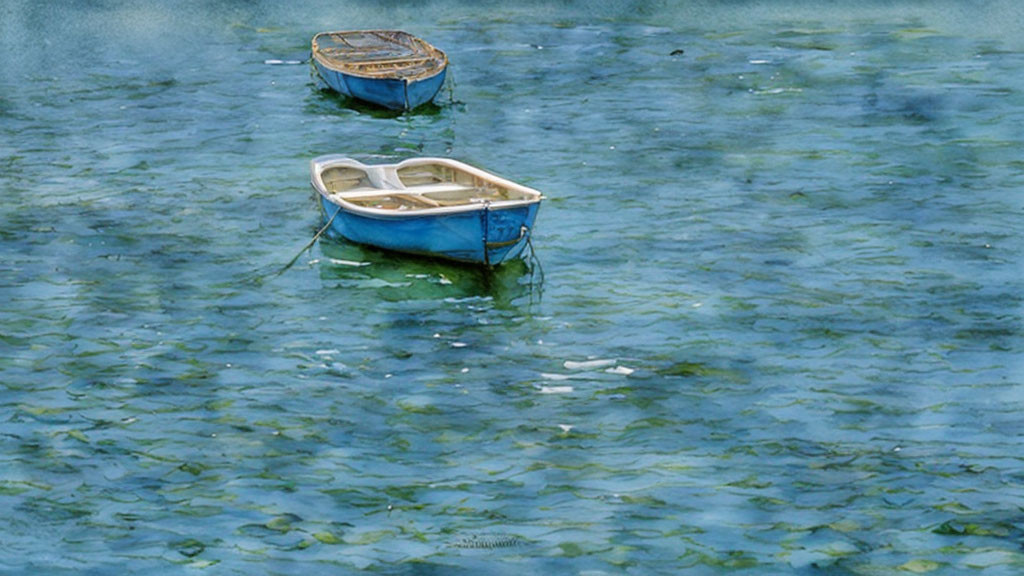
313,60,446,111
320,195,538,266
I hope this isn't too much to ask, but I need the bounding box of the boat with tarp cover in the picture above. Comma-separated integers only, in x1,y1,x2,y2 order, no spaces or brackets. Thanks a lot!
310,156,543,266
311,30,448,111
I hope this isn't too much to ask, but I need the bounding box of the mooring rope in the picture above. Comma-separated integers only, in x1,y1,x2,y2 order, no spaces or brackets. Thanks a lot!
446,67,456,106
526,233,544,285
273,204,343,277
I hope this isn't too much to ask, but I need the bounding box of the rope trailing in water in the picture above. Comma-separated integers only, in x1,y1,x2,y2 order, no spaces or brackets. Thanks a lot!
526,232,544,285
274,204,343,277
446,67,456,105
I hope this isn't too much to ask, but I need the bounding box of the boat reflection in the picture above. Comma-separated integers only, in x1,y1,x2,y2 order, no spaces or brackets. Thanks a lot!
307,83,446,119
315,236,542,307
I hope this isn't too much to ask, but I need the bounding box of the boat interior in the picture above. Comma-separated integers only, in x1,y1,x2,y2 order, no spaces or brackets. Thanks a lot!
319,163,538,211
314,31,446,79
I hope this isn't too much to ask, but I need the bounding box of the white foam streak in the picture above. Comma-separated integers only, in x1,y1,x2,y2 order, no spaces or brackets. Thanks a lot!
564,359,616,370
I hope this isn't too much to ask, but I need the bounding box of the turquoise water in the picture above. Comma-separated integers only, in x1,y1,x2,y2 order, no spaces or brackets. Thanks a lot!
2,1,1024,574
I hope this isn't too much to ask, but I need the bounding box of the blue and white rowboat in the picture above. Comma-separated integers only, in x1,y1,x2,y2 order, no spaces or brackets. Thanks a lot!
311,30,448,111
310,156,543,266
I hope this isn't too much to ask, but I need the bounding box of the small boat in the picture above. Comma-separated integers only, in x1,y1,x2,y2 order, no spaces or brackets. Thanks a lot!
311,30,448,111
310,156,543,266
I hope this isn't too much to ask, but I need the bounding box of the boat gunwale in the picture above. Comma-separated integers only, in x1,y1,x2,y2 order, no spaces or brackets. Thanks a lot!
310,156,543,221
311,29,448,82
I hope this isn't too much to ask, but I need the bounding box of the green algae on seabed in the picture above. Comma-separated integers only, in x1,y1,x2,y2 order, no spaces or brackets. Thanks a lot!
656,361,750,384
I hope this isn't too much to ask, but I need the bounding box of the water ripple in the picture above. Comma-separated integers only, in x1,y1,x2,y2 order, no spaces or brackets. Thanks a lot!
2,2,1024,574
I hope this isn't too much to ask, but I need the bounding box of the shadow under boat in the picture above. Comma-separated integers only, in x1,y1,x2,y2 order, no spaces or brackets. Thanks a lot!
309,87,446,118
315,235,543,307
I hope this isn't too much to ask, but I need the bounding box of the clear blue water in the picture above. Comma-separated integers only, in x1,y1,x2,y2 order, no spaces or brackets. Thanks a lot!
2,1,1024,574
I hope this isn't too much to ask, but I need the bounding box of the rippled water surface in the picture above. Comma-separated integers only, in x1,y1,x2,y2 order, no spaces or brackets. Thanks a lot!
3,1,1024,574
